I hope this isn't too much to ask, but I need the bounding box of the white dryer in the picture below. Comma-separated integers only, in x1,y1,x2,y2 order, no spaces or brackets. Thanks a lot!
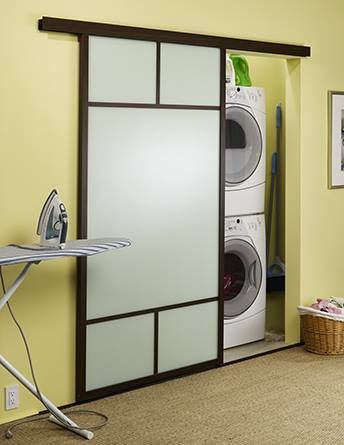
225,86,266,217
224,214,266,349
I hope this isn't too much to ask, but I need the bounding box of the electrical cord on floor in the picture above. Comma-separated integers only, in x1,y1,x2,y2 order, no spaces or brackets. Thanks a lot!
0,266,109,439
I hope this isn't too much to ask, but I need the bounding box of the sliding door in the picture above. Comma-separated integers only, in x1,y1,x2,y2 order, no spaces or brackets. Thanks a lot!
77,35,223,399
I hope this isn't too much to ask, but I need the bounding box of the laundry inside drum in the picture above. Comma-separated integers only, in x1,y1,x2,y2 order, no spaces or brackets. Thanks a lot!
224,253,245,300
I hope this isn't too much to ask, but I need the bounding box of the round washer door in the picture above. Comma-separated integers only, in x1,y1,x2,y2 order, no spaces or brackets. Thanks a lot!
225,106,262,185
224,238,262,319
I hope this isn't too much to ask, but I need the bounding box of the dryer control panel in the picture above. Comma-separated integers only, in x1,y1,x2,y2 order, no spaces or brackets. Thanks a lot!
225,86,265,113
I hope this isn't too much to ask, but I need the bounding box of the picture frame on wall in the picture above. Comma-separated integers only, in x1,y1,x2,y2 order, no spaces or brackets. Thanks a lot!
328,91,344,188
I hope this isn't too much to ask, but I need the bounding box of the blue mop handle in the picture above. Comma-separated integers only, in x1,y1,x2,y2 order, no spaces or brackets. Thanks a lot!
276,103,282,129
272,103,282,176
271,152,278,176
267,104,281,263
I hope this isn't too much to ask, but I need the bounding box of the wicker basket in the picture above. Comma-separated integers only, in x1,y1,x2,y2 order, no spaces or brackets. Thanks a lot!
300,313,344,355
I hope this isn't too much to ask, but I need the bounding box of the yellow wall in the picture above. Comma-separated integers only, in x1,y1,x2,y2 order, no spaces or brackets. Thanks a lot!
1,0,344,424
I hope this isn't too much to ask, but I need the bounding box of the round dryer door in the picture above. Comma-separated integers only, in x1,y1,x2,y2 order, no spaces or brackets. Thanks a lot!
224,238,262,319
225,106,262,185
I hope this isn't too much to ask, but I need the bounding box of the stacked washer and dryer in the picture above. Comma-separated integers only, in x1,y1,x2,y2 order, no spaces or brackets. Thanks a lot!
224,85,267,349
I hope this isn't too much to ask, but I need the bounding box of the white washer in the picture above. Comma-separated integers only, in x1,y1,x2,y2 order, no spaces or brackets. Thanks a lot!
225,86,266,216
224,214,266,349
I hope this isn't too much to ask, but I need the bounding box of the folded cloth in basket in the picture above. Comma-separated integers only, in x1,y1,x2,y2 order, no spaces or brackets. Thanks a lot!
310,298,344,314
298,305,344,321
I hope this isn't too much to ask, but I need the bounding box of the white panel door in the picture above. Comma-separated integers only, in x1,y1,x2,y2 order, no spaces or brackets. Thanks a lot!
84,38,221,386
86,315,154,391
87,107,219,318
158,302,219,373
160,43,220,106
88,36,157,103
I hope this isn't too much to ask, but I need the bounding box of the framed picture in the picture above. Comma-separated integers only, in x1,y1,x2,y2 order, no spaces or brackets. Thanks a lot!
328,91,344,188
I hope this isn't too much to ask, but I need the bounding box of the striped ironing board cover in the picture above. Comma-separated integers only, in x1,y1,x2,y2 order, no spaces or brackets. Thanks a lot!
0,238,131,266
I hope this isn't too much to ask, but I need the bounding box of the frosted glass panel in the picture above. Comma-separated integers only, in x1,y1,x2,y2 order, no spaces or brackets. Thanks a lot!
86,315,154,391
88,36,156,103
158,302,218,373
87,107,219,318
160,43,220,106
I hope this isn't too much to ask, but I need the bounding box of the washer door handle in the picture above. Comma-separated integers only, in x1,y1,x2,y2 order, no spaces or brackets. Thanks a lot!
248,260,257,288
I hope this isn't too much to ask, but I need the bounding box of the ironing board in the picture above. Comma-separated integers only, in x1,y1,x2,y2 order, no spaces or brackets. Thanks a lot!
0,238,131,440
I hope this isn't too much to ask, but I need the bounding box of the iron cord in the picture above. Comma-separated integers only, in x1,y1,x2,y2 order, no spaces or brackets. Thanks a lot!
6,244,56,251
0,266,109,439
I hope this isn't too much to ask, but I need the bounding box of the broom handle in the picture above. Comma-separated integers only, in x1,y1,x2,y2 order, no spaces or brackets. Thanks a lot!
266,152,277,263
266,104,282,264
275,104,282,257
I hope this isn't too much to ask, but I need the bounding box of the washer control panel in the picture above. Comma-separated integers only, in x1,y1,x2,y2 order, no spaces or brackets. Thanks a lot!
225,215,263,236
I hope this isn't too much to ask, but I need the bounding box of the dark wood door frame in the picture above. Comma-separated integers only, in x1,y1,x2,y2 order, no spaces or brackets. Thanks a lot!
39,16,311,57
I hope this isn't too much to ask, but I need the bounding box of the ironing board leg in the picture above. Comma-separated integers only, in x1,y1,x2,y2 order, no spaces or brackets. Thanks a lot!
0,263,33,312
0,354,93,440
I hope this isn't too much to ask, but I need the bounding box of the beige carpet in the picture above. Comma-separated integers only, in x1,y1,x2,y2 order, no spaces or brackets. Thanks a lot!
1,347,344,444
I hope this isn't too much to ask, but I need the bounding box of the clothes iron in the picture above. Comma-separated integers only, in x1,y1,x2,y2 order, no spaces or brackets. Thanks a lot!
37,189,68,249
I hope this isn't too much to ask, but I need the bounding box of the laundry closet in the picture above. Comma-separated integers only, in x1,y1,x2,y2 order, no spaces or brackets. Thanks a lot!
39,16,308,402
223,52,287,362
